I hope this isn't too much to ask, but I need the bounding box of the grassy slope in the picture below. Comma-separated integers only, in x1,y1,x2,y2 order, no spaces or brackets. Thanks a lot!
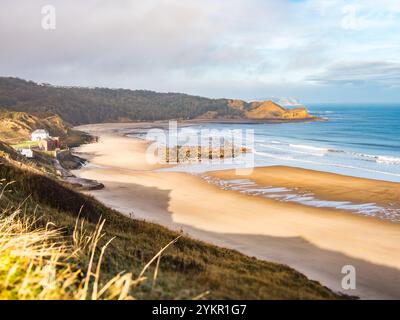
0,111,68,143
0,147,342,299
0,110,93,147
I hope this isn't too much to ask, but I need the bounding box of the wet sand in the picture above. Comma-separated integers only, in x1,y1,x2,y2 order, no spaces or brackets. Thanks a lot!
72,122,400,299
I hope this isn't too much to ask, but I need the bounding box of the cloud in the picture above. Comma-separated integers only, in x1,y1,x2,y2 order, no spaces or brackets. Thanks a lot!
0,0,399,102
307,61,400,85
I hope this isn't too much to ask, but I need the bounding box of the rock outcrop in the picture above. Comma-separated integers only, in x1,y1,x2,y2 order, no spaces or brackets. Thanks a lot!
196,100,315,121
245,100,313,120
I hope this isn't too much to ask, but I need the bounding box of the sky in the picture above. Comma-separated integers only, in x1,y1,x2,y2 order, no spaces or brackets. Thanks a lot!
1,0,400,103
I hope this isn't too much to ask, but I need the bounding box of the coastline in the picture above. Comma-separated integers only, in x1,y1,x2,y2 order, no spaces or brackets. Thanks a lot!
182,116,324,124
72,122,400,299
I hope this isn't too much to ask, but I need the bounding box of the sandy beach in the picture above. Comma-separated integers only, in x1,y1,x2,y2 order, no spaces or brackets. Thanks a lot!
72,122,400,299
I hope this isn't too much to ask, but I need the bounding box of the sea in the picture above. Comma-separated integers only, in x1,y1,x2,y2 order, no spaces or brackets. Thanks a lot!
127,103,400,221
143,103,400,183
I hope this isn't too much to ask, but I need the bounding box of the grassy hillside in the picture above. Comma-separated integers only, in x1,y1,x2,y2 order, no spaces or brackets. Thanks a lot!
0,77,313,125
0,111,68,143
0,77,240,125
0,143,341,300
0,110,93,148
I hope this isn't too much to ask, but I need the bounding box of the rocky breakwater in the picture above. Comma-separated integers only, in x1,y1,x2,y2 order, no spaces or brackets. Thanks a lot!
157,144,251,164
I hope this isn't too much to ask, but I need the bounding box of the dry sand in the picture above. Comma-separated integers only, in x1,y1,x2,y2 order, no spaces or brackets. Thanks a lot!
72,122,400,299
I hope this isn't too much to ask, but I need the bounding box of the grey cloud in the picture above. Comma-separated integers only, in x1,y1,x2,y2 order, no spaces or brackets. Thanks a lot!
1,0,400,102
307,61,400,85
0,0,300,81
0,1,224,78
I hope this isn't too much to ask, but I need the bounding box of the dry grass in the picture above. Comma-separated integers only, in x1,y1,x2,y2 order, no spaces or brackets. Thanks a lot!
0,191,179,300
0,161,342,300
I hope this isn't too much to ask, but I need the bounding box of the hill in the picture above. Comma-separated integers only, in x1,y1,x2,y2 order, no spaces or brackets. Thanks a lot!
0,140,341,299
0,77,315,125
0,110,94,149
0,111,69,143
246,101,310,119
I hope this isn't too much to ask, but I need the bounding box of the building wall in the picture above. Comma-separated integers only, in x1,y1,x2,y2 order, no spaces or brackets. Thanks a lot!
38,139,56,151
32,132,49,141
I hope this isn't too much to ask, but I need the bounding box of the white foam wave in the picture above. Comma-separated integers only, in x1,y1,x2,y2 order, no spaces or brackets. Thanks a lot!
254,151,295,162
202,176,400,221
259,143,326,157
351,152,400,165
256,149,400,177
376,156,400,165
289,144,328,153
259,139,400,169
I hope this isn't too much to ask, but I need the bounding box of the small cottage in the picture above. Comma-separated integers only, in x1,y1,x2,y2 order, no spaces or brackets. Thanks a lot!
31,129,50,141
38,138,57,151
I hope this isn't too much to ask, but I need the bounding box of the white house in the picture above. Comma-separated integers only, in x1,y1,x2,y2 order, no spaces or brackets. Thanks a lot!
20,148,34,158
31,129,49,141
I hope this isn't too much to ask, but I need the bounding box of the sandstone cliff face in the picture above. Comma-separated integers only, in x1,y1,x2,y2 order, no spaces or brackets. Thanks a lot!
196,99,314,121
245,100,312,120
281,107,310,119
227,99,246,111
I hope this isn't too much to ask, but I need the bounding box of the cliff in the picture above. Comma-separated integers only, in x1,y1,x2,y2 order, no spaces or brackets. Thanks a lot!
245,100,313,120
197,99,315,121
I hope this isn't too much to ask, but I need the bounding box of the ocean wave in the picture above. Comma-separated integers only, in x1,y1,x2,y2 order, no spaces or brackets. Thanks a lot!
202,176,400,221
328,149,400,166
254,151,295,161
288,143,328,153
262,140,335,153
260,140,334,154
259,143,326,157
375,155,400,165
254,149,400,178
350,152,400,165
259,140,400,166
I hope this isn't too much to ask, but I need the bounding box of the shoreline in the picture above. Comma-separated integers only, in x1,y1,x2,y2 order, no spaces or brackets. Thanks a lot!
182,116,324,124
72,122,400,299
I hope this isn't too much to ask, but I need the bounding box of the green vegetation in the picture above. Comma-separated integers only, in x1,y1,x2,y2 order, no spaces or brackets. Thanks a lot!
0,142,342,300
0,77,241,125
0,77,313,126
11,140,38,149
